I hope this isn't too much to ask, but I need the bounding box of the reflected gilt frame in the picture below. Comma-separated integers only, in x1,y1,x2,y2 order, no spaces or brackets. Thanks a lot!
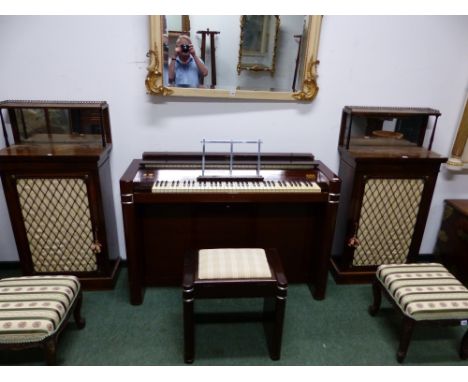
237,15,280,76
145,15,322,101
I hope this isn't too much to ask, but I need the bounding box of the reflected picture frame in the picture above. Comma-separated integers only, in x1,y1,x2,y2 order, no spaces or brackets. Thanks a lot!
237,15,280,76
242,16,272,55
145,15,323,101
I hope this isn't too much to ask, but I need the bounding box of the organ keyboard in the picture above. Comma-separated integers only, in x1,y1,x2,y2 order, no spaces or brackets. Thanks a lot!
151,179,321,193
120,152,341,305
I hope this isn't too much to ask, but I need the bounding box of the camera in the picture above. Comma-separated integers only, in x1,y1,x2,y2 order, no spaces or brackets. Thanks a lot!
180,44,190,53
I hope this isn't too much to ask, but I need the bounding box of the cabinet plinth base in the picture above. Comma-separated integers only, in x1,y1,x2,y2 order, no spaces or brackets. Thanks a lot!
78,258,121,290
23,258,122,291
330,256,377,284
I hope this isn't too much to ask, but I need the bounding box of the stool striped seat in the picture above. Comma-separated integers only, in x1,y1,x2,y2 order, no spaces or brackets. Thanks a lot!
198,248,272,280
369,263,468,363
0,275,85,365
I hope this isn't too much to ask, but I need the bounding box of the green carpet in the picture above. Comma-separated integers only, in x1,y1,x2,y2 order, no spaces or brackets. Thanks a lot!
0,267,467,366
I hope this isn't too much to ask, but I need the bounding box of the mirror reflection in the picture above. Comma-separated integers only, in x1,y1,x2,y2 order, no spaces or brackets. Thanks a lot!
147,15,322,101
11,108,103,145
348,116,432,148
162,15,309,92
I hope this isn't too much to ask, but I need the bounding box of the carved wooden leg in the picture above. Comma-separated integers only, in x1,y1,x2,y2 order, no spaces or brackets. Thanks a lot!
368,278,382,316
73,290,86,329
183,288,195,364
397,316,415,363
460,328,468,360
44,337,57,366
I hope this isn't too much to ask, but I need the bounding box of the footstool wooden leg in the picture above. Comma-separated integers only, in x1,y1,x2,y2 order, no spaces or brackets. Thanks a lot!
368,278,382,316
397,316,415,363
460,329,468,360
44,338,57,366
74,290,86,329
183,288,195,364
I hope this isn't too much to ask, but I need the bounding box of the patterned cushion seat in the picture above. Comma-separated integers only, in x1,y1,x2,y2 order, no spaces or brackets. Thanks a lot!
376,263,468,321
198,248,272,280
0,275,84,365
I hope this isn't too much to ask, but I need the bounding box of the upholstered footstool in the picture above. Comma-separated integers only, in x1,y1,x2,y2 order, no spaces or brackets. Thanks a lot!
369,263,468,363
182,248,288,363
0,275,85,365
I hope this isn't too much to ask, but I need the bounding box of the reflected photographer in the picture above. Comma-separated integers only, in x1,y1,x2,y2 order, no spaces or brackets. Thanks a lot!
168,35,208,88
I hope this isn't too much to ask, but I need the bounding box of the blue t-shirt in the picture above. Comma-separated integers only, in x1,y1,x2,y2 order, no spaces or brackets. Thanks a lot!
174,56,202,88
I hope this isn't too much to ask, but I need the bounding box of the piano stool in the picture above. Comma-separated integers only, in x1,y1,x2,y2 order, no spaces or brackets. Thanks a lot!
182,248,288,363
0,275,85,365
369,263,468,363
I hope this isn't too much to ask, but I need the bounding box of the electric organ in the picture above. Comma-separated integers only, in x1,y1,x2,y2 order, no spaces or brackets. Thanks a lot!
120,152,341,305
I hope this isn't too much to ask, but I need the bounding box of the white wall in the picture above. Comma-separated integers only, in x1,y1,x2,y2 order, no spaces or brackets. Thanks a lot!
0,15,467,262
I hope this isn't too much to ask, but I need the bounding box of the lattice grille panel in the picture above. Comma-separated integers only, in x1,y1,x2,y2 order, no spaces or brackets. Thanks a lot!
352,178,424,266
16,178,97,273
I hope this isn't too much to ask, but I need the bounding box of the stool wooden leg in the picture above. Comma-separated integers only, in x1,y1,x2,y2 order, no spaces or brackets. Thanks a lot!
460,329,468,360
263,296,274,354
271,295,286,360
263,286,287,361
183,289,195,364
73,290,86,330
43,337,57,366
368,278,382,316
397,316,415,363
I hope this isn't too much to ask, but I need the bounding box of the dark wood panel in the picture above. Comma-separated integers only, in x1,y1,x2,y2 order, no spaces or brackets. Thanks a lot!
138,203,319,285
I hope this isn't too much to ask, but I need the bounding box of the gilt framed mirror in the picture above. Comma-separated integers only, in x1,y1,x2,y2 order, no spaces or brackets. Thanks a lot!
146,15,322,101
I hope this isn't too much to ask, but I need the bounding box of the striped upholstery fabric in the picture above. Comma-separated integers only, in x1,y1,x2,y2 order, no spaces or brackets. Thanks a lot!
198,248,272,279
377,263,468,321
0,275,80,343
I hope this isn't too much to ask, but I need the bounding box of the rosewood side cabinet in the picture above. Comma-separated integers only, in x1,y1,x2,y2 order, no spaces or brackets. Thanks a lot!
435,199,468,287
331,106,447,283
0,100,120,289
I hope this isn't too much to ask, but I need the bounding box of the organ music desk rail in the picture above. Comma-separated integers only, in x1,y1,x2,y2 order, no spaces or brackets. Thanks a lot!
120,152,341,305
